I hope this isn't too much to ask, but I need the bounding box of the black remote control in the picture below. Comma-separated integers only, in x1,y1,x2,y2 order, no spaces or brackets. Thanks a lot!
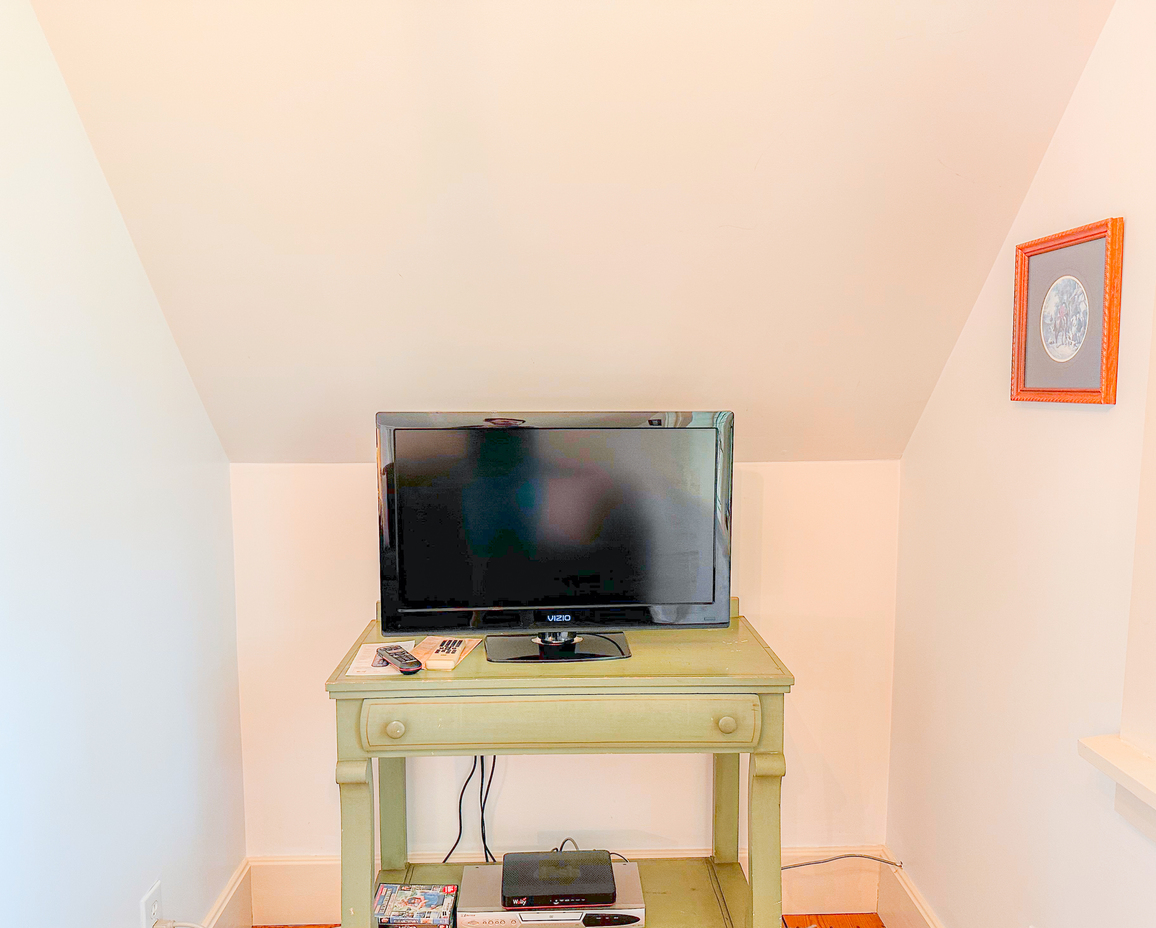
375,644,423,675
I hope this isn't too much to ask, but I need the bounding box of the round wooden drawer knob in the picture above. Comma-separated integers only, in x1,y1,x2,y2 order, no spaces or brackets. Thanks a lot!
717,716,737,734
385,721,406,740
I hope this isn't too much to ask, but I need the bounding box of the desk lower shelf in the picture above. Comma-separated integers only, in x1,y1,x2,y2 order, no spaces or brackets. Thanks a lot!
377,858,752,928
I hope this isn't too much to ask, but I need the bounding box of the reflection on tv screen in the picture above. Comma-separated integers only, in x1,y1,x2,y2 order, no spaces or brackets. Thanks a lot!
394,428,716,608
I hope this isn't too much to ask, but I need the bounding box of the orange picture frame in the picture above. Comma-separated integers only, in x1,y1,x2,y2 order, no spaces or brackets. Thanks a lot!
1011,217,1124,404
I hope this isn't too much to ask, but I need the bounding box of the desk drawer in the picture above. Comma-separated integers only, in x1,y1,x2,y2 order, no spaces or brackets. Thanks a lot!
360,694,761,752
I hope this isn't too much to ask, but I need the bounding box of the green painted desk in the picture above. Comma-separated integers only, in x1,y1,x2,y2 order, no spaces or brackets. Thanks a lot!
326,600,793,928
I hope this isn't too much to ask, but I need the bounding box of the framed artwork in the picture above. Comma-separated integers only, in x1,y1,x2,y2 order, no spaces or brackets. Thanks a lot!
1011,217,1124,404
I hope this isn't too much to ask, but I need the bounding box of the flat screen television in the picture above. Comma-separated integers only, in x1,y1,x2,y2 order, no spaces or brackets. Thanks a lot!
376,411,733,661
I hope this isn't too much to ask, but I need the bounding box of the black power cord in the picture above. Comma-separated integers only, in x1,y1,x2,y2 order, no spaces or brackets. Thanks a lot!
583,633,627,656
478,757,486,860
445,755,500,863
550,837,629,862
451,760,647,866
479,756,497,863
442,756,479,863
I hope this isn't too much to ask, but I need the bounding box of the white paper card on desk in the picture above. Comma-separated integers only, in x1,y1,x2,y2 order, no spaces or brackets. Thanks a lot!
347,640,417,676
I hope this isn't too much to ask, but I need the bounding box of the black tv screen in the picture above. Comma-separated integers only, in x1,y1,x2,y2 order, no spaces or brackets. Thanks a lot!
377,412,733,633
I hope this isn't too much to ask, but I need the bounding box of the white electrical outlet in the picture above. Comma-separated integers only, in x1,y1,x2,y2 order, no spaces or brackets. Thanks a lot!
140,880,163,928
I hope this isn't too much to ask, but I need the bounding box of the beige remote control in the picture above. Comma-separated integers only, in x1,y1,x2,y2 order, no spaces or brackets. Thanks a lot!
425,637,469,670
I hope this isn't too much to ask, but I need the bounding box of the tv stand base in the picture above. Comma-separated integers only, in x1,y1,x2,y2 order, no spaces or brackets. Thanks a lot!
484,630,631,662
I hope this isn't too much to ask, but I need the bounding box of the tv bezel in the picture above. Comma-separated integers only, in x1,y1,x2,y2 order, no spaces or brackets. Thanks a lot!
375,411,734,635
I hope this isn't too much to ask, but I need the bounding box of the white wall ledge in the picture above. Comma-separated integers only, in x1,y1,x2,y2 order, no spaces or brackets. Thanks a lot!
1079,734,1156,842
1079,734,1156,807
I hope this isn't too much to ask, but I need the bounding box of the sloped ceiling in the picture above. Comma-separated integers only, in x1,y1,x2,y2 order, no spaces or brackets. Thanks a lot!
33,0,1114,462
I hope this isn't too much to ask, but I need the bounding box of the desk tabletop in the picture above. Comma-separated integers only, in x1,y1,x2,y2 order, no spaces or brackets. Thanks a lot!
326,612,793,699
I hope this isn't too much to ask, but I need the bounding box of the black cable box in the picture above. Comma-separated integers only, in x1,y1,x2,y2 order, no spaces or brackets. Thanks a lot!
501,850,616,908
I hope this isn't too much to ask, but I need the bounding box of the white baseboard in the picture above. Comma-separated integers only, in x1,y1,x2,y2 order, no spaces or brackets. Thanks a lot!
876,847,945,928
249,855,343,927
240,845,893,925
203,857,252,928
781,845,887,915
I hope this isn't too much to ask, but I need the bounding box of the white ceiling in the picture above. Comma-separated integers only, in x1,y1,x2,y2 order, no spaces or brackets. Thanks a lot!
33,0,1114,462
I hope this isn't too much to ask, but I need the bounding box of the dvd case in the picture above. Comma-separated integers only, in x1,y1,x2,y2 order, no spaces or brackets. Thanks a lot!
374,882,458,927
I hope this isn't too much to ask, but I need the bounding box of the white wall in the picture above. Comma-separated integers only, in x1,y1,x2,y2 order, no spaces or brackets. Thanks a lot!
1121,241,1156,760
1114,244,1156,840
889,1,1156,925
30,0,1116,467
231,460,898,862
232,465,380,858
0,2,246,925
734,461,899,848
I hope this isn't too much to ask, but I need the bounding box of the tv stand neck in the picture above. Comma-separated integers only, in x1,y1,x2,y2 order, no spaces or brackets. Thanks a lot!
535,630,578,646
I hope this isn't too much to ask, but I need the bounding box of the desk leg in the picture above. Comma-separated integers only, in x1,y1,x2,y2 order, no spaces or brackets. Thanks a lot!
712,753,740,864
378,756,407,871
337,759,376,928
748,752,785,928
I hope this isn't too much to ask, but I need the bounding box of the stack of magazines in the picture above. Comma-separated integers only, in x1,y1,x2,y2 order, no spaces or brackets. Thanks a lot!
373,882,458,927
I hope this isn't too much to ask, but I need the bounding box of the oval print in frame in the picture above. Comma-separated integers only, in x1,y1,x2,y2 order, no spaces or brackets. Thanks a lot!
1040,275,1090,363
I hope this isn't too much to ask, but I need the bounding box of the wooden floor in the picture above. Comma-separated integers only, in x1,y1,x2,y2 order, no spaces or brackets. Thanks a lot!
258,918,885,928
